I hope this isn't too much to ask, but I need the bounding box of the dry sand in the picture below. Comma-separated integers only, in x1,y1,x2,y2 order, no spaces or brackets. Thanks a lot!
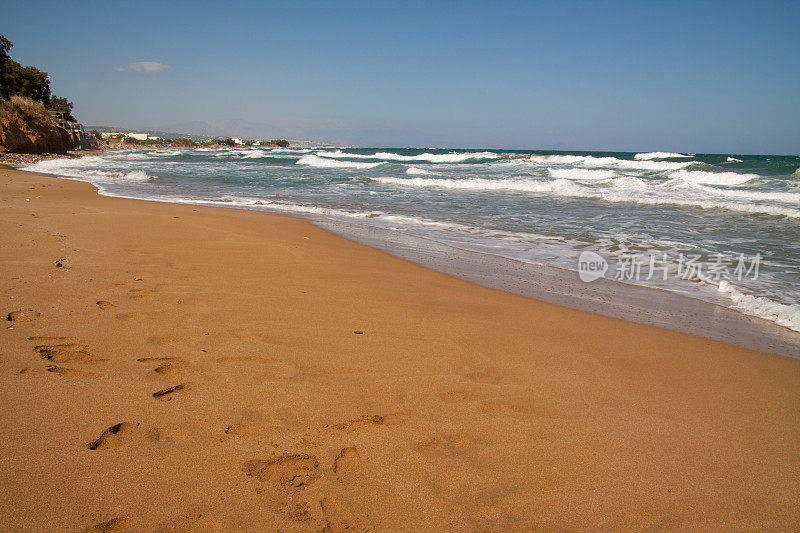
1,166,798,531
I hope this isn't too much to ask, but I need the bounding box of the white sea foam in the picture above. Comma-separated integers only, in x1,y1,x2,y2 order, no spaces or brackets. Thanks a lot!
24,158,155,183
681,181,800,203
241,149,271,158
372,175,800,219
296,154,383,169
24,157,151,180
406,166,432,175
548,167,616,180
269,148,312,154
525,154,696,171
717,281,800,331
634,152,691,160
726,157,744,163
670,170,758,186
315,149,500,163
116,170,153,182
25,155,108,170
373,176,586,194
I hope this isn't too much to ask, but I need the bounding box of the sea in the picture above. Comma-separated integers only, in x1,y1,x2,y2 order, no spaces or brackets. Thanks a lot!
25,147,800,347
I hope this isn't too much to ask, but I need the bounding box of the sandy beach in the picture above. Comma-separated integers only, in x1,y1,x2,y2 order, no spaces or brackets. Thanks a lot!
1,166,799,531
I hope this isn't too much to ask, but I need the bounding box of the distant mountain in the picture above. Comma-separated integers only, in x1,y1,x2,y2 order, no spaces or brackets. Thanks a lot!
157,119,337,146
85,125,209,141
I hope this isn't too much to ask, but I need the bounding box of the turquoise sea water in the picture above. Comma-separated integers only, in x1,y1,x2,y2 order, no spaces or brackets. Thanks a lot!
26,147,800,333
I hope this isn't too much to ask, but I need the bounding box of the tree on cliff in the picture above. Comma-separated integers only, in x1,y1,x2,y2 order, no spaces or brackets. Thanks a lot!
1,35,78,124
0,35,12,99
45,95,76,121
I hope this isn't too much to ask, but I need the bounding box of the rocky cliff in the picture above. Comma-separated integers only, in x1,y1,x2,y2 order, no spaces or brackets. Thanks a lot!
0,95,74,154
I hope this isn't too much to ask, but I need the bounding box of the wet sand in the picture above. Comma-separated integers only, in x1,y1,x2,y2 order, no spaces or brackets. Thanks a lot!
1,166,799,531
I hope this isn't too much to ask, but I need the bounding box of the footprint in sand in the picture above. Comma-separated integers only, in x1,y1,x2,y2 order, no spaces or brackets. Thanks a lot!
27,336,79,343
224,423,275,438
334,447,365,484
47,365,97,378
242,454,320,488
96,300,117,310
224,423,258,437
329,414,402,432
88,422,138,450
147,335,181,346
85,515,133,532
7,310,41,322
126,288,151,301
284,501,312,523
158,512,223,532
152,382,197,401
137,357,188,376
414,435,474,457
320,497,368,533
153,362,180,375
35,343,107,364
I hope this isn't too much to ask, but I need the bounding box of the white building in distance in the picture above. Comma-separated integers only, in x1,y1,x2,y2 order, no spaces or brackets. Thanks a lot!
125,133,161,141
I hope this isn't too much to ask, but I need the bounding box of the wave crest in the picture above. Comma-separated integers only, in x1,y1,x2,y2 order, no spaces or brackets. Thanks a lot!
315,149,499,163
671,170,758,186
296,154,383,169
634,152,691,160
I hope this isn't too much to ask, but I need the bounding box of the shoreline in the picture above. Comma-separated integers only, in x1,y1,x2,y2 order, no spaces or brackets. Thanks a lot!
14,154,800,358
318,219,800,358
1,166,799,530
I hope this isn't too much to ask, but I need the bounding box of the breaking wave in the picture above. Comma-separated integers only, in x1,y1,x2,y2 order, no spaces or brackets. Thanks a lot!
24,158,155,183
314,149,500,163
671,170,759,186
548,167,616,180
523,154,697,171
406,166,433,175
634,152,691,160
717,281,800,332
371,175,800,219
296,154,384,169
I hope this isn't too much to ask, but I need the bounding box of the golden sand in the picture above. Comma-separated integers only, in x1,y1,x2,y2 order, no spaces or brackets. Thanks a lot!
1,167,798,531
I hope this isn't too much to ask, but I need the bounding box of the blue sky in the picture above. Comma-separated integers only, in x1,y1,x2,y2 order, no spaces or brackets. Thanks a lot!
4,0,799,153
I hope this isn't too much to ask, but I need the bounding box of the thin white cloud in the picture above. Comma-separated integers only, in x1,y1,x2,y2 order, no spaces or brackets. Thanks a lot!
112,61,170,73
